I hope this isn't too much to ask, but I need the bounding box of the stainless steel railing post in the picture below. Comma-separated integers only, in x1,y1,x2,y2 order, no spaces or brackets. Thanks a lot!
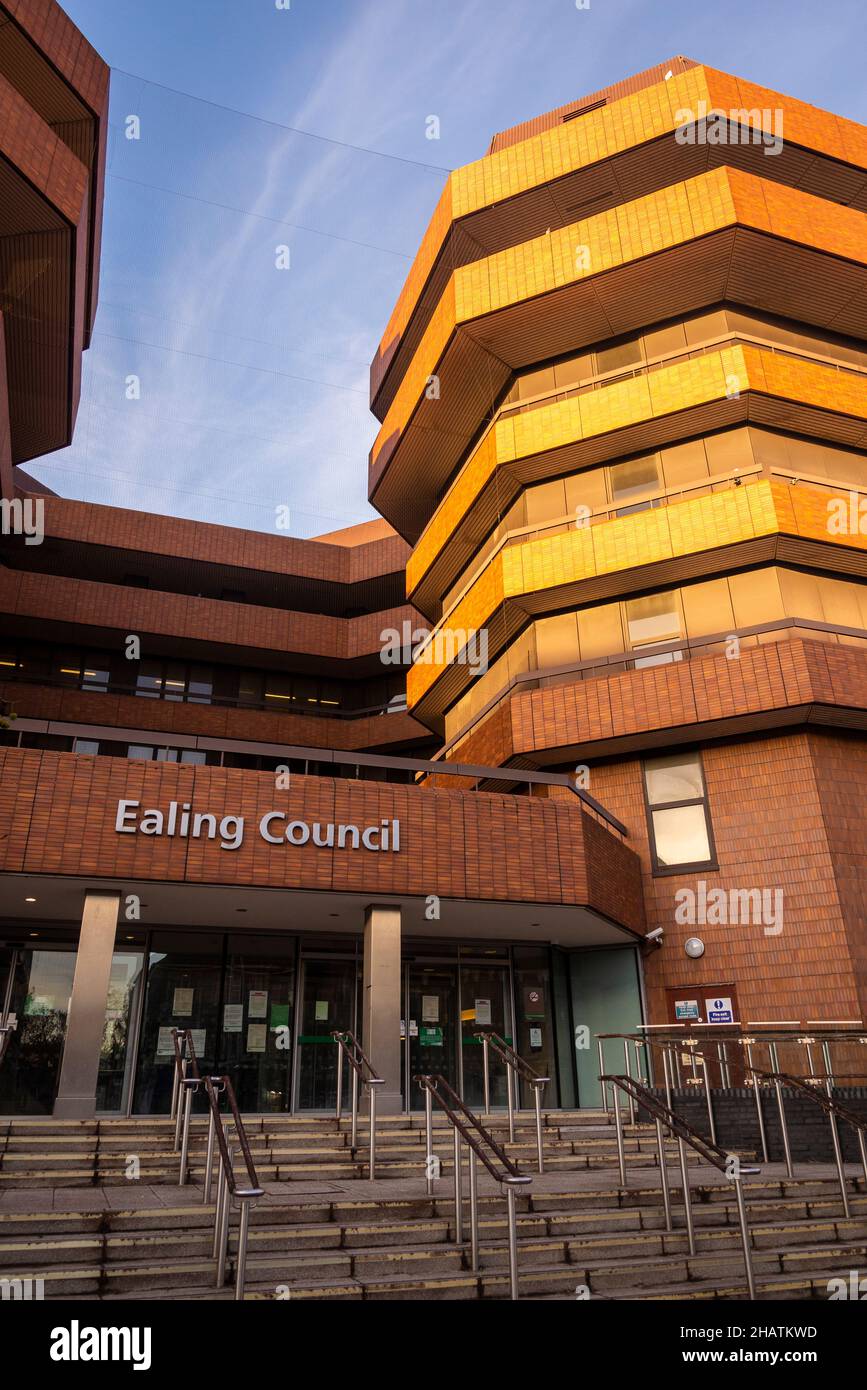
857,1129,867,1186
482,1035,491,1115
597,1038,608,1112
203,1102,217,1206
623,1040,636,1126
505,1182,520,1301
172,1054,188,1151
178,1078,195,1186
235,1197,252,1302
215,1142,233,1286
677,1136,696,1256
533,1082,545,1174
453,1125,464,1245
368,1083,378,1181
611,1081,626,1186
350,1065,359,1153
424,1083,435,1195
733,1177,756,1301
825,1080,851,1219
655,1117,672,1232
821,1040,835,1087
212,1143,227,1259
662,1045,673,1110
700,1055,717,1146
506,1056,515,1144
773,1076,794,1178
468,1146,479,1272
335,1036,343,1122
746,1044,770,1163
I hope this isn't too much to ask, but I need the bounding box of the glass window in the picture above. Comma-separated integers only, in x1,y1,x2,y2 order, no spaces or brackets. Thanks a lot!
264,673,293,705
595,337,644,376
729,569,785,629
682,578,736,640
565,466,608,516
650,804,712,868
517,365,555,401
535,614,579,670
610,454,660,512
778,569,824,622
55,652,82,686
577,602,624,661
644,752,714,870
626,592,682,648
643,322,688,359
81,655,110,693
684,310,729,346
293,677,318,706
0,647,18,672
525,479,567,526
704,427,750,476
135,661,163,699
162,662,187,702
187,664,213,704
238,671,264,707
73,739,100,755
553,353,593,389
127,745,156,760
660,439,710,490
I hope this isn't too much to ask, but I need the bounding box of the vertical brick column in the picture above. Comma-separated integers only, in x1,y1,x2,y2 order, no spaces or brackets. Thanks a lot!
54,891,120,1119
362,903,402,1114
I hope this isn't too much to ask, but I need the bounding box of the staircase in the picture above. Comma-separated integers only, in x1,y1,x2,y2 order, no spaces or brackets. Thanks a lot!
0,1110,864,1301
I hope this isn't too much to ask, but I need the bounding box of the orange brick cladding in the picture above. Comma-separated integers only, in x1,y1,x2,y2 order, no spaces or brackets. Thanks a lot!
0,747,645,932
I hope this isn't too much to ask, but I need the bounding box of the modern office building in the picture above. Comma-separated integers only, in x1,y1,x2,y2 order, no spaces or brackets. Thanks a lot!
1,18,865,1120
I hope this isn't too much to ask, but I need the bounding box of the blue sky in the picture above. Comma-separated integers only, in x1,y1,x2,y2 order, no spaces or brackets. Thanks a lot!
48,0,867,537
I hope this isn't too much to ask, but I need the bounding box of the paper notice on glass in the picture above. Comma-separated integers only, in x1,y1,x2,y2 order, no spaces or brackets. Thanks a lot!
172,988,194,1016
247,1023,267,1054
190,1030,206,1056
475,998,492,1026
248,990,268,1019
422,995,439,1022
529,1026,543,1049
223,1004,243,1033
315,1000,329,1022
156,1027,175,1057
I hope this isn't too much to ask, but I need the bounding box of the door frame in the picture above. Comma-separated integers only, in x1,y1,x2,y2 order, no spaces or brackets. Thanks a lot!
291,951,360,1112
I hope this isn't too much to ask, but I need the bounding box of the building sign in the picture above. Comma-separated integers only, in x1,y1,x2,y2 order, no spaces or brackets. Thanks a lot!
675,999,700,1021
705,996,734,1025
115,800,401,853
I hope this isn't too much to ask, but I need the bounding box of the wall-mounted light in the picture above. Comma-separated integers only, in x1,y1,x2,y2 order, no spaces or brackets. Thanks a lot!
685,937,705,959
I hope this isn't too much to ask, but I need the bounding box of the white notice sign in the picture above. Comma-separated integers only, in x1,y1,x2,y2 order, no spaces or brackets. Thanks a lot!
172,988,194,1016
248,990,268,1019
247,1024,267,1053
223,1004,243,1033
475,999,492,1026
422,995,439,1023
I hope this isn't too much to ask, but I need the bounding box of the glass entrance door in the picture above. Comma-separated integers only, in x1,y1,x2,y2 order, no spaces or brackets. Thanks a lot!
405,964,459,1110
294,957,359,1110
460,964,513,1111
0,947,77,1114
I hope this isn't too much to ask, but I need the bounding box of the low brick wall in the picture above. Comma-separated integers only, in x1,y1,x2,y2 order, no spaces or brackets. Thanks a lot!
640,1088,867,1164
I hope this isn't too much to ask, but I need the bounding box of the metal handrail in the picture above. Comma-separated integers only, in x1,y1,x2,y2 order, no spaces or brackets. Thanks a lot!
415,1072,531,1300
601,1072,760,1301
474,1029,549,1170
203,1072,264,1301
332,1029,384,1179
745,1069,867,1217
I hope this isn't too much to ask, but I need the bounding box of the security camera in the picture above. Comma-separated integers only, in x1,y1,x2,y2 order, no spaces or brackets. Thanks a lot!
645,927,664,942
